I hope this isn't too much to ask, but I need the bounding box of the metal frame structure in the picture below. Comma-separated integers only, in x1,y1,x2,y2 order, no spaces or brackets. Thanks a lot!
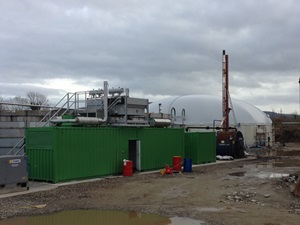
7,81,157,155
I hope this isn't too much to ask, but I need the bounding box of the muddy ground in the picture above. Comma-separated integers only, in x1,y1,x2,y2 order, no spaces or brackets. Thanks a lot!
1,143,300,225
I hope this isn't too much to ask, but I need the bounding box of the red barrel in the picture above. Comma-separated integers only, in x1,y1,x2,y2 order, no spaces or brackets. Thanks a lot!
123,160,133,176
173,156,182,171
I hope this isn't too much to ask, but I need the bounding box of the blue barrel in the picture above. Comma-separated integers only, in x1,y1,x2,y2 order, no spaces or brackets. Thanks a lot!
183,158,192,172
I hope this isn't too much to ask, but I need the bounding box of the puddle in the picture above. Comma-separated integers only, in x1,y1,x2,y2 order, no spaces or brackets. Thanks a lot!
228,170,279,179
0,210,206,225
229,171,246,177
242,160,300,180
256,172,290,179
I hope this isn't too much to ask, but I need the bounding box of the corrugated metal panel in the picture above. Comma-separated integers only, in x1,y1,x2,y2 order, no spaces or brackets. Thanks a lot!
26,127,54,149
138,128,184,170
53,127,138,182
27,148,54,182
185,132,216,164
26,127,138,182
26,127,55,181
26,127,185,183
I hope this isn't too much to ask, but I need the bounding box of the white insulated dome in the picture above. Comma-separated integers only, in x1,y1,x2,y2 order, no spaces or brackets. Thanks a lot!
149,95,272,126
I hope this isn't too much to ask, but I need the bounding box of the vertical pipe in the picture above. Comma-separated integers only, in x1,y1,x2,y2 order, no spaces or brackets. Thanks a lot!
85,91,87,117
76,93,78,113
222,50,226,120
125,95,128,124
225,54,229,128
299,78,300,117
103,81,108,122
222,50,229,128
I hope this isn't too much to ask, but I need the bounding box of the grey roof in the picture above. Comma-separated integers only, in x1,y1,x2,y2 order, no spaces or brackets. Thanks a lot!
149,95,272,126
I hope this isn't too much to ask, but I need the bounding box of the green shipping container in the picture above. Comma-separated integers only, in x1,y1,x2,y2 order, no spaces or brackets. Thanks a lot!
184,132,216,164
26,127,184,183
138,128,184,170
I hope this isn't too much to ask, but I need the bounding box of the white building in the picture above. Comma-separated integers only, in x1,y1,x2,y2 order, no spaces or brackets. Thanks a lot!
149,95,273,147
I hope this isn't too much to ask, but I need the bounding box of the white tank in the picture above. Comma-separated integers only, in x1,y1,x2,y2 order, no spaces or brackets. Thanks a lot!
149,95,273,147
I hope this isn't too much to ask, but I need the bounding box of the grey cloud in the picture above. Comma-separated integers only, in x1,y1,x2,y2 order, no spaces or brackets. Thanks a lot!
0,1,300,113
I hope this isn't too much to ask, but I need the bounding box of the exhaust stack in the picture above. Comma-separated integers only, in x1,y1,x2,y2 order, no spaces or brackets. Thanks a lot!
222,50,229,128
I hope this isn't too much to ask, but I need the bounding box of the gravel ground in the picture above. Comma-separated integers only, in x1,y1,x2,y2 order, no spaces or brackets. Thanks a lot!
1,144,300,225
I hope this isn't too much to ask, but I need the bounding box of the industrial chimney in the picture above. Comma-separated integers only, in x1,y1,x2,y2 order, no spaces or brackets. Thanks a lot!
222,50,229,128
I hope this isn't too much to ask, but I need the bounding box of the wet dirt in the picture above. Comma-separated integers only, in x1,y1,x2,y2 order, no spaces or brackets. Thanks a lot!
229,171,246,177
273,158,300,167
0,143,300,225
0,210,205,225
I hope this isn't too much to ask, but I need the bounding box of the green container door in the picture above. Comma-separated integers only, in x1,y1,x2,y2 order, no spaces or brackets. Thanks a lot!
185,132,216,164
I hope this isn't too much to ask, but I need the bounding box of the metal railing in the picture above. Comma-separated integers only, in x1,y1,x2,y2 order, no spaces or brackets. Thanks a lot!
7,84,114,155
6,92,80,155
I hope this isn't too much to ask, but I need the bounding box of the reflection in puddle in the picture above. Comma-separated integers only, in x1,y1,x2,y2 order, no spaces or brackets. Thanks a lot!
256,172,290,179
0,210,205,225
242,159,300,180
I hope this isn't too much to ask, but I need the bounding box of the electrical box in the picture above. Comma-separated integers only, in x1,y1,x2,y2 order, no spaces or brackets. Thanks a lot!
0,155,29,193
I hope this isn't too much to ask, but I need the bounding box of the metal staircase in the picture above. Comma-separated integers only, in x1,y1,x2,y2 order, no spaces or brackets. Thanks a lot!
6,91,89,155
7,81,149,155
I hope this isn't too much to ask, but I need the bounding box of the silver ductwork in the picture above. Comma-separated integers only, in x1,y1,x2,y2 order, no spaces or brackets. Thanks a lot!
75,117,105,125
149,118,172,127
88,86,128,97
50,119,76,124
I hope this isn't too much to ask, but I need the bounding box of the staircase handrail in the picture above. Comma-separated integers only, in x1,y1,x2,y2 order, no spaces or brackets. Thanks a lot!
7,92,77,155
36,92,76,127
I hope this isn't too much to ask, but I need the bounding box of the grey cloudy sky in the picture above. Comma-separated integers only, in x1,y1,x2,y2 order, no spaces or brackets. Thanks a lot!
1,0,300,113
